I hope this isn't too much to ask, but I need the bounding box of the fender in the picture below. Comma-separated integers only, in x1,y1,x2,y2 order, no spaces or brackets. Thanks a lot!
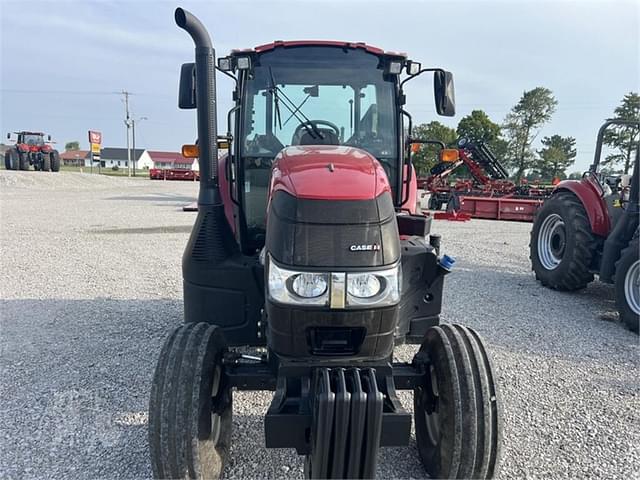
554,176,609,237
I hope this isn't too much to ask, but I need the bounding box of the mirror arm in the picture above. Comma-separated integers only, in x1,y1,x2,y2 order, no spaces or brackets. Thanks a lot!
399,67,445,91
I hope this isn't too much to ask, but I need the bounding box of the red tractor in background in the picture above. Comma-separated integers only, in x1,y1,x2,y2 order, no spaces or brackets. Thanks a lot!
530,119,639,333
4,131,60,172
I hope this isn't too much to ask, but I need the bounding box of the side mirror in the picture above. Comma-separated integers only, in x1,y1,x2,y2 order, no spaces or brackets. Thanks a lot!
48,135,52,141
6,133,10,140
178,62,196,109
434,70,455,117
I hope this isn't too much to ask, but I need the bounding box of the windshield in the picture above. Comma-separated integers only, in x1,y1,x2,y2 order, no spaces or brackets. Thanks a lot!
241,47,398,159
238,46,399,252
21,134,44,145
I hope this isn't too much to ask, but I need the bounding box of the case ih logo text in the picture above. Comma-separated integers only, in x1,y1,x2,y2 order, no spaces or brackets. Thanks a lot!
349,244,381,252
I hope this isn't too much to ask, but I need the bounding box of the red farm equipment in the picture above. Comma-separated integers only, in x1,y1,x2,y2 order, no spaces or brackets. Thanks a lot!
530,119,639,333
149,167,200,181
148,8,502,480
4,131,60,172
419,139,552,221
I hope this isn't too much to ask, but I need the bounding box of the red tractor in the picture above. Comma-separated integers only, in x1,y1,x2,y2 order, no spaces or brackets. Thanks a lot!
4,131,60,172
148,8,502,480
530,119,639,333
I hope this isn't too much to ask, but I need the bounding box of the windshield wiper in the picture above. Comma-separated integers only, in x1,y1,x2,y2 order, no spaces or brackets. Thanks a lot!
267,68,323,140
268,67,282,130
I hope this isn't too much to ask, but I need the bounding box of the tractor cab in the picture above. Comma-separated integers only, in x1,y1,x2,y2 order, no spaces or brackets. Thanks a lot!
180,41,455,254
19,132,46,146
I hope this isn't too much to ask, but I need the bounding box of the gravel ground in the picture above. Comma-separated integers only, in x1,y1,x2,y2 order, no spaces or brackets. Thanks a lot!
1,170,638,479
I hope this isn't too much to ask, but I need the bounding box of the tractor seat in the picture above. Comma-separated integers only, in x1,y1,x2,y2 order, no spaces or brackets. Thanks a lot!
298,129,340,146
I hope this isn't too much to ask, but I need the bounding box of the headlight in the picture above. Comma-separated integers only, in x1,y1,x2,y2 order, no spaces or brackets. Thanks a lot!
346,265,401,307
292,273,328,298
267,256,400,308
268,259,329,306
347,274,381,298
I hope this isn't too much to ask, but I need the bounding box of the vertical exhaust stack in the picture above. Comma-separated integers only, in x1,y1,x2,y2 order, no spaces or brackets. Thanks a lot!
175,7,219,205
176,7,238,281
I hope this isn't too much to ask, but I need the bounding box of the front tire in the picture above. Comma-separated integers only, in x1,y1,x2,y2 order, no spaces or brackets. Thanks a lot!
615,238,639,333
19,153,29,170
50,151,60,172
42,155,51,172
149,323,232,479
414,324,501,479
530,191,597,290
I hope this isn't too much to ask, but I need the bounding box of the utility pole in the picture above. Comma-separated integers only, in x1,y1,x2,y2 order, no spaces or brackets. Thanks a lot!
131,116,148,177
132,119,136,177
121,90,132,177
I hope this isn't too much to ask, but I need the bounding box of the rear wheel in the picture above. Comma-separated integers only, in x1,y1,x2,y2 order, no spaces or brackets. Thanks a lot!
615,238,639,333
6,149,20,170
530,191,597,290
149,322,232,479
50,151,60,172
414,324,501,479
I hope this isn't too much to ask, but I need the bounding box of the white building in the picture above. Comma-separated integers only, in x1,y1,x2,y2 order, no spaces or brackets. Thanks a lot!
85,147,153,170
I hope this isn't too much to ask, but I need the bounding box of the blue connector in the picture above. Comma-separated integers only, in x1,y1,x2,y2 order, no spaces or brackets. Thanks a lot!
439,254,455,271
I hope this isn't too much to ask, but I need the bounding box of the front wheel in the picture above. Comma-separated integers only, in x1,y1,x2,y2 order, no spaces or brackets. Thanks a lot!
19,152,30,170
413,324,501,479
530,191,597,290
50,151,60,172
615,238,639,333
42,155,51,172
148,323,232,479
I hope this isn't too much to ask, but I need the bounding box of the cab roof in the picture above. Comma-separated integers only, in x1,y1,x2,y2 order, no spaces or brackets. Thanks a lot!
231,40,407,58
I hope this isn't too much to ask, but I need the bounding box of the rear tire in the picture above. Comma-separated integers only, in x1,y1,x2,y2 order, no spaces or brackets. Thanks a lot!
42,155,51,172
50,151,60,172
149,322,232,479
414,324,501,479
615,238,639,333
6,149,20,170
530,191,597,290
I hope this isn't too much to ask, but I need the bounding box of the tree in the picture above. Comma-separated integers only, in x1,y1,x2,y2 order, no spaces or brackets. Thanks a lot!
603,92,640,174
536,135,577,180
456,110,507,157
65,141,80,151
410,121,457,176
502,87,558,181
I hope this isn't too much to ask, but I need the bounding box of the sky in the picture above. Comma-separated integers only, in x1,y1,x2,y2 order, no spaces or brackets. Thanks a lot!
1,0,638,172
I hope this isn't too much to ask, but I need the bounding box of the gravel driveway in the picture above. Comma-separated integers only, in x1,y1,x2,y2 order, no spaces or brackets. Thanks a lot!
1,171,638,479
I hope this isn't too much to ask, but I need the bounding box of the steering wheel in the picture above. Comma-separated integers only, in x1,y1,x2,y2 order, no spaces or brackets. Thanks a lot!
292,120,341,145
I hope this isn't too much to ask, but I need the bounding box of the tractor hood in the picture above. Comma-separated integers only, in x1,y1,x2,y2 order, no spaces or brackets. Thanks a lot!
270,145,391,201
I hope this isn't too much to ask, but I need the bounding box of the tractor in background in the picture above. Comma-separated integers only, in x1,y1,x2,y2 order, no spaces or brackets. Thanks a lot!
4,131,60,172
530,119,639,333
